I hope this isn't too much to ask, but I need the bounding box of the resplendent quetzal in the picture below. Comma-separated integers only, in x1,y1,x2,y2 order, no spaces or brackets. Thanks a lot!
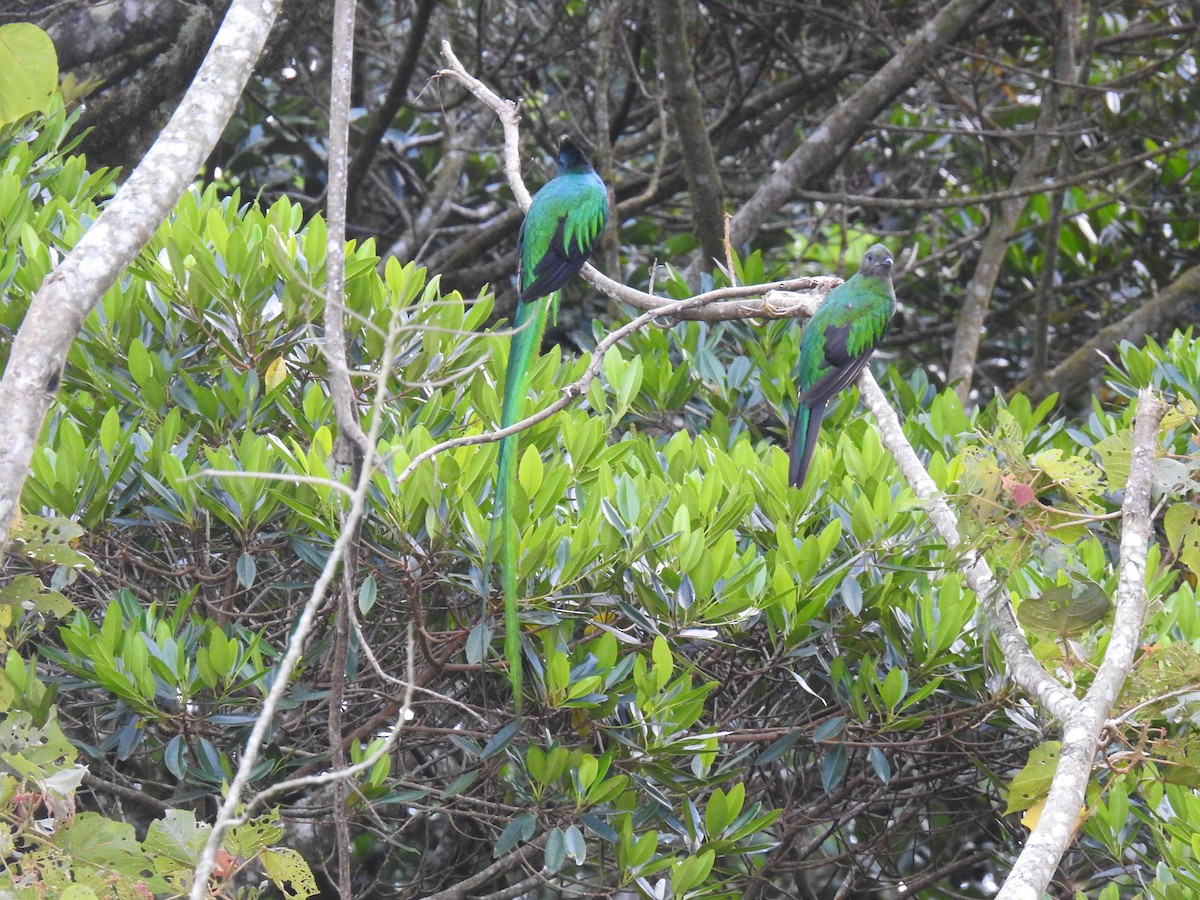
487,138,608,711
790,243,896,488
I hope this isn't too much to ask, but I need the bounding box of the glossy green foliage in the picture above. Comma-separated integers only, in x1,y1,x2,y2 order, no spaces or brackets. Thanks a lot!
4,110,1200,897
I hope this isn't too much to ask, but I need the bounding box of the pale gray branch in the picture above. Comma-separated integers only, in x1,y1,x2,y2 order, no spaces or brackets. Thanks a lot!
849,361,1081,721
189,243,411,900
997,390,1162,900
437,40,836,323
323,0,370,466
0,0,283,554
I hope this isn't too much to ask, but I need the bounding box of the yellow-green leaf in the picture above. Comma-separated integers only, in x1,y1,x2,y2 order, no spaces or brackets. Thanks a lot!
261,847,318,899
1164,503,1200,580
0,24,58,126
264,356,288,392
1093,429,1132,488
1006,741,1060,814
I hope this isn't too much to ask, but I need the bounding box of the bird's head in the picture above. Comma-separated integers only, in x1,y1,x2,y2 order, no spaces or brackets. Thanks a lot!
859,243,894,279
557,137,594,174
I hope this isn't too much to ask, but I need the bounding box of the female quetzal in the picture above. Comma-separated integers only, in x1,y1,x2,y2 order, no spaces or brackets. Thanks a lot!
790,243,896,488
487,138,608,711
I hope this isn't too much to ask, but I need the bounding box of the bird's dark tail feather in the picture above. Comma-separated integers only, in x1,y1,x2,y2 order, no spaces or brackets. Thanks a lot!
789,401,826,488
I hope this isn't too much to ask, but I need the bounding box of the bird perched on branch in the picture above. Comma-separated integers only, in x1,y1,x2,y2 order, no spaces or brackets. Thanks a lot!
486,137,608,712
790,243,896,488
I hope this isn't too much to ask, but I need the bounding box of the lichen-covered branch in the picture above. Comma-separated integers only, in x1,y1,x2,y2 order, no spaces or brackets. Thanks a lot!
997,390,1162,900
0,0,282,556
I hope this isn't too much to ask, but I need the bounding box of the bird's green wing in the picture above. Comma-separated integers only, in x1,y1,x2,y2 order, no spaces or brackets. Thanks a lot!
520,183,608,300
789,246,895,488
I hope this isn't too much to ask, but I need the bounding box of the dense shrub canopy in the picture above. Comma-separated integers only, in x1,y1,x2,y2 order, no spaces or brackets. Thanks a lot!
2,2,1200,898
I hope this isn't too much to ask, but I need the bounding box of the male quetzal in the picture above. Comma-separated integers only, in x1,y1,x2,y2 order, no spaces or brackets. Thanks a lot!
487,138,608,711
789,243,896,488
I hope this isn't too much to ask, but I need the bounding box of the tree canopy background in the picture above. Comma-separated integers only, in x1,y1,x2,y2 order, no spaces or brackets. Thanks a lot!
2,1,1200,898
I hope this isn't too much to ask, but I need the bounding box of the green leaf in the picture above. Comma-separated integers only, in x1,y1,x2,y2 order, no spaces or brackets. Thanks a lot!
1093,429,1132,487
442,770,479,797
543,826,566,873
494,811,536,856
651,635,673,690
143,808,209,864
518,444,543,497
0,23,58,125
480,721,520,760
261,847,319,899
812,716,844,743
820,743,847,792
163,734,188,780
563,824,587,864
1018,581,1112,637
1006,741,1060,814
358,574,378,615
264,356,288,392
1031,449,1104,508
879,667,907,713
236,552,257,589
0,574,73,617
869,746,892,783
99,406,120,456
705,783,744,837
465,622,491,665
755,730,802,766
1164,503,1200,581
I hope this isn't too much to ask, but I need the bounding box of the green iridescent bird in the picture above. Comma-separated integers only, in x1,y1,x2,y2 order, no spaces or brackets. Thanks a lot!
486,138,608,712
789,243,896,488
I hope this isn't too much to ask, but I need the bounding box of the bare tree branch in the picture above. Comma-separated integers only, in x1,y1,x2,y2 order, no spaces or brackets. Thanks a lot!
949,1,1087,401
996,390,1162,899
654,0,726,271
1010,263,1200,403
325,0,358,893
723,0,997,251
189,274,408,897
345,0,438,211
324,0,369,468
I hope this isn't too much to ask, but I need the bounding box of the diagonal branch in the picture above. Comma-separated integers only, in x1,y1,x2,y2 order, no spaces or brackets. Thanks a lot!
0,0,283,556
853,366,1081,722
188,252,414,899
996,389,1162,899
723,0,997,252
948,2,1081,401
1009,263,1200,403
436,40,836,323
